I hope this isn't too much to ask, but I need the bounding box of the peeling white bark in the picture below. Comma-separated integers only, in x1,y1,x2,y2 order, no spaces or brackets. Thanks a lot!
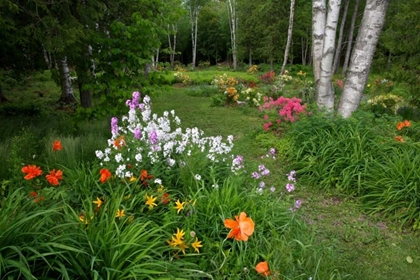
227,0,238,70
58,56,76,103
189,3,199,69
312,0,327,84
280,0,296,75
338,0,389,118
316,0,342,112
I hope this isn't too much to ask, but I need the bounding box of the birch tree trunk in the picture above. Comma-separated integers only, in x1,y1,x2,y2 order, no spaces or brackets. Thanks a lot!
280,0,296,75
227,0,238,70
332,0,350,74
57,56,77,104
341,0,360,76
189,3,199,69
316,0,342,112
168,24,178,67
338,0,389,118
312,0,327,84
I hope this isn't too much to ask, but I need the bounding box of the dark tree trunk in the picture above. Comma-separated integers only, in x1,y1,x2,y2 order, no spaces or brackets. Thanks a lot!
76,67,93,108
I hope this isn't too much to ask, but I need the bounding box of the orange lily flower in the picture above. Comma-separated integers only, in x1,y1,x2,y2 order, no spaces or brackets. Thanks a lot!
99,168,112,183
224,212,255,241
255,261,271,277
161,193,170,204
396,120,411,130
52,140,62,151
22,165,43,180
395,136,404,142
140,169,153,186
114,135,126,148
46,169,63,186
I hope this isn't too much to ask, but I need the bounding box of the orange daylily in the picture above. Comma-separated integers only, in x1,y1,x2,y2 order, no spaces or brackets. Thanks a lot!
224,212,255,241
29,191,44,203
46,169,63,186
52,140,62,151
140,169,153,185
114,135,126,148
161,193,170,204
99,168,112,183
255,261,271,277
22,165,43,180
395,136,404,142
396,120,411,130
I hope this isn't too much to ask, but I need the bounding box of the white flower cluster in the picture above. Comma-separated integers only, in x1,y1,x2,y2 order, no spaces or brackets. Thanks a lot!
241,88,263,107
95,92,235,178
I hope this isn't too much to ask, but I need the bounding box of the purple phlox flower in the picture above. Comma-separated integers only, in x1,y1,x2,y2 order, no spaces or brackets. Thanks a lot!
139,104,145,111
149,130,158,144
111,117,119,135
295,199,302,209
270,186,276,192
270,148,276,155
259,181,265,188
261,169,270,176
132,91,140,104
258,164,266,172
287,170,296,182
233,155,244,165
251,172,261,179
134,127,141,139
286,183,295,192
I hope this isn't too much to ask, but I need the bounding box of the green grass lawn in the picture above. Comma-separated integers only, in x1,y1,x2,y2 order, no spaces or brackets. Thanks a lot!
1,69,419,279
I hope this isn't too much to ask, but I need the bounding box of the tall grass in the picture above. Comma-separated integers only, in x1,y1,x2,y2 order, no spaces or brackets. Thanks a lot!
282,111,420,228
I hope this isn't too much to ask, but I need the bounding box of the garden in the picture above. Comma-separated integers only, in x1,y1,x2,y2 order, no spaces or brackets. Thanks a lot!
1,65,420,280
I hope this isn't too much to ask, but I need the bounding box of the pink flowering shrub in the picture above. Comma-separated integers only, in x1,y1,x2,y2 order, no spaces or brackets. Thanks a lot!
259,96,307,131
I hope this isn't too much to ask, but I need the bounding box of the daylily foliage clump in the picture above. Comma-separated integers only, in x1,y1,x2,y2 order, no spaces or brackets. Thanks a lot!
5,91,311,279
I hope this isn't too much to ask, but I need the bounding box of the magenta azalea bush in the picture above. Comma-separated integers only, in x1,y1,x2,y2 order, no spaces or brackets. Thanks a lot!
259,96,307,131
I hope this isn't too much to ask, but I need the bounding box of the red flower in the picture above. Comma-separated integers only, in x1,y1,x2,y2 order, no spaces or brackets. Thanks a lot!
52,140,62,151
99,168,112,183
22,165,43,180
46,169,63,186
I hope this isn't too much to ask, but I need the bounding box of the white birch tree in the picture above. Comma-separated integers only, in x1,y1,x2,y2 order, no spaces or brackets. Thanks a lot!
57,56,77,104
280,0,296,75
227,0,238,70
312,0,327,84
316,0,342,112
338,0,390,118
167,24,178,67
186,0,201,69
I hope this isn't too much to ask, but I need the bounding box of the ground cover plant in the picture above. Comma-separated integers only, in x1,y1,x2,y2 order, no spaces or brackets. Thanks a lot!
1,68,420,279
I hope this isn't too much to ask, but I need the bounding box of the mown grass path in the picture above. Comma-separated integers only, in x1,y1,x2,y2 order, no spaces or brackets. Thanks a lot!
153,86,420,280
